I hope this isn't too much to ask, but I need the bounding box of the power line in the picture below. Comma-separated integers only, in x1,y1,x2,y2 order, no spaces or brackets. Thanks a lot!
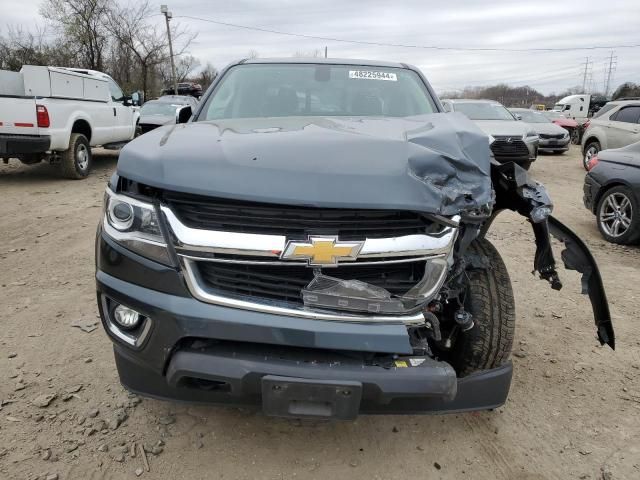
175,15,640,53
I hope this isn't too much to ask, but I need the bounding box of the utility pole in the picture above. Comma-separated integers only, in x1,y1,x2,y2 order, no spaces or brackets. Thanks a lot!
324,46,327,58
161,5,178,96
604,51,617,98
581,57,591,92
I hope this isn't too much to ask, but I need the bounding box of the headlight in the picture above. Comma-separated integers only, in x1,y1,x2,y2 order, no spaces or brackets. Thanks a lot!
525,131,538,139
103,188,172,265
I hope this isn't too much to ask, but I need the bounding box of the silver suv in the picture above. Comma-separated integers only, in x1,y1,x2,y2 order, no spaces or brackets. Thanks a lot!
581,100,640,169
442,99,539,169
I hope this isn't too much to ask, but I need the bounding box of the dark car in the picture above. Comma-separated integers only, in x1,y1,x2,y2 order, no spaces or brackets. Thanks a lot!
96,58,613,420
584,141,640,244
161,82,203,98
137,96,197,135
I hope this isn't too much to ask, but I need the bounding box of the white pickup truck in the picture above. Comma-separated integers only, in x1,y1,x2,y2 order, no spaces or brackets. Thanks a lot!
0,65,139,179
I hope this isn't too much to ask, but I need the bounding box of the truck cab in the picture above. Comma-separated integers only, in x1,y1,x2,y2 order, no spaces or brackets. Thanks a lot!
553,94,592,121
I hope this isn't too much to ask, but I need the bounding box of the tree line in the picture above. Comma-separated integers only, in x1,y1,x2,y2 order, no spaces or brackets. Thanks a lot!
439,81,639,108
0,0,218,99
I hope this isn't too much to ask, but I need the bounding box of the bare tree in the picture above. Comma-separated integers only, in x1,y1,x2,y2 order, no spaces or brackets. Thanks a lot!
106,0,195,97
159,54,200,84
0,25,74,70
40,0,110,71
246,49,259,59
191,62,218,90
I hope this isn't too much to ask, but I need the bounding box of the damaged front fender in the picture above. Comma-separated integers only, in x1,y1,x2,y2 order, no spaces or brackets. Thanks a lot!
547,216,615,349
487,161,615,349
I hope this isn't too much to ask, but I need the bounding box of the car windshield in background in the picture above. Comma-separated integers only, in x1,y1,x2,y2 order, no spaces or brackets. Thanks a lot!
140,102,179,116
592,103,617,118
514,110,551,123
543,111,564,120
199,64,437,120
453,102,515,121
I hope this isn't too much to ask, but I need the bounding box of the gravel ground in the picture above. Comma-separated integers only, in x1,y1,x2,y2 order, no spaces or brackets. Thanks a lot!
0,145,638,480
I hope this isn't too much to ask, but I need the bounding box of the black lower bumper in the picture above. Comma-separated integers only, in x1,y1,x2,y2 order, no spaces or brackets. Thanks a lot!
114,343,512,417
0,134,50,156
539,138,570,152
583,174,601,212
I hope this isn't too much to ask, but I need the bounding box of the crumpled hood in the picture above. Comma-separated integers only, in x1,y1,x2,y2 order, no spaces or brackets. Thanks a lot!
472,119,531,138
116,113,492,215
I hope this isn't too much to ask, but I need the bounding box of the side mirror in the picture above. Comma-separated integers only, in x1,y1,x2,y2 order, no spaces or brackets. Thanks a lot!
131,92,141,106
515,114,522,120
122,95,133,106
177,106,192,124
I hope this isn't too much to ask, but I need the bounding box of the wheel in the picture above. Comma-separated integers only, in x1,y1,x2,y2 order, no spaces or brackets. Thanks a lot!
570,128,580,145
583,140,600,171
596,186,640,244
61,133,91,179
447,239,515,376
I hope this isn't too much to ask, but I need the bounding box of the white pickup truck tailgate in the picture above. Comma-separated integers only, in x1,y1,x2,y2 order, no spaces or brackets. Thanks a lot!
0,98,39,136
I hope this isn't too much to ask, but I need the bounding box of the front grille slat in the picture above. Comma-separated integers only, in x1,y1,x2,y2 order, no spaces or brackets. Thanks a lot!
197,261,425,306
165,193,432,239
490,137,530,160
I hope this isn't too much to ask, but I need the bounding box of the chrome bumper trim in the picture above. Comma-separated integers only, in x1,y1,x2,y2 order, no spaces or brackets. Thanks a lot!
162,206,459,261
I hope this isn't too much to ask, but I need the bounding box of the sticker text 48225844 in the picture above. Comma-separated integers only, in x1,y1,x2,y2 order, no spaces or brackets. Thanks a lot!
348,70,398,81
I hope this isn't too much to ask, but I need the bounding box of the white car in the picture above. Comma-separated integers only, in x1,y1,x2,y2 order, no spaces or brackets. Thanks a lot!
0,65,139,178
442,99,539,169
581,100,640,170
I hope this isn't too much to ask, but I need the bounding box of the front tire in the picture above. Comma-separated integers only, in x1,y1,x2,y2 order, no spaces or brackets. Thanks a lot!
570,128,580,145
61,133,91,179
596,186,640,244
448,239,515,376
583,140,600,171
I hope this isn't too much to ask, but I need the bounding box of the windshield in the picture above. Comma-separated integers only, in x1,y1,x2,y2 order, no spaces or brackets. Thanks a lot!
453,102,515,121
140,102,179,116
543,111,563,120
512,110,551,123
199,64,437,120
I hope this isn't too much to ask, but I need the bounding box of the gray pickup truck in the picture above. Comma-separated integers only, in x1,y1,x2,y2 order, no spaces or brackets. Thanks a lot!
95,58,614,420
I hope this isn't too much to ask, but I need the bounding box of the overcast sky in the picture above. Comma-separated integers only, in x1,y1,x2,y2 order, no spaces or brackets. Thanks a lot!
2,0,639,94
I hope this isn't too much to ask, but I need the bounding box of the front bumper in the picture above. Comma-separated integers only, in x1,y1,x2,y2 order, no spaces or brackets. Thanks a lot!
0,134,50,156
539,137,570,152
583,173,602,213
96,231,512,417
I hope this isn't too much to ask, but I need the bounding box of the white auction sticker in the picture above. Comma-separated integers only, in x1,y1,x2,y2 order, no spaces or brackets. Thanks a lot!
349,70,397,81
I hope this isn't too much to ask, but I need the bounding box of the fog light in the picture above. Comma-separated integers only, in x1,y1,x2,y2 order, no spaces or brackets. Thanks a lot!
113,305,142,329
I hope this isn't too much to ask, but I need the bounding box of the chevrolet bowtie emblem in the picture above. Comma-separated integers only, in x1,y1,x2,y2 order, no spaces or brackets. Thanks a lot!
281,236,364,266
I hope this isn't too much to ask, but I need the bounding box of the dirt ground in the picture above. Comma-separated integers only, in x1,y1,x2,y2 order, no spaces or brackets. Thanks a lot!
0,145,638,480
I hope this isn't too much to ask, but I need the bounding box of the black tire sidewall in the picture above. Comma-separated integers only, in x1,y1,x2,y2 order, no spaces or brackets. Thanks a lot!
446,239,515,376
596,185,640,244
